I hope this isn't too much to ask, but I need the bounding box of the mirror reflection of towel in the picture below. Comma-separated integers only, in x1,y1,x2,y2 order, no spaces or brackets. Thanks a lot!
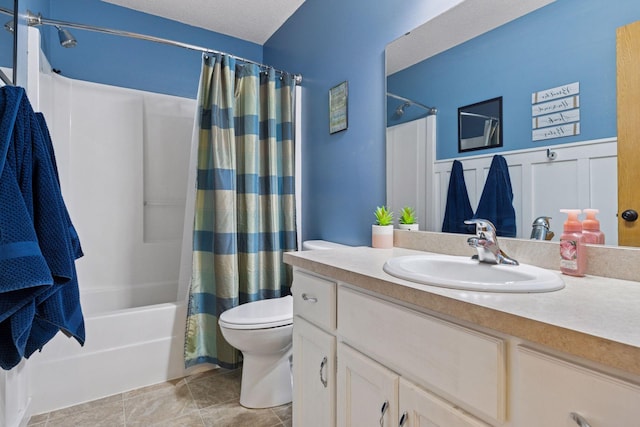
442,160,474,234
473,155,516,237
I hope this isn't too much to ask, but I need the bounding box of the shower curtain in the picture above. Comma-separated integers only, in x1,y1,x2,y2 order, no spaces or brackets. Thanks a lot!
184,54,297,369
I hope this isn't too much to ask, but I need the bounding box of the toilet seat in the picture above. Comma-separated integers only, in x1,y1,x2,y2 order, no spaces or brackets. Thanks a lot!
219,295,293,330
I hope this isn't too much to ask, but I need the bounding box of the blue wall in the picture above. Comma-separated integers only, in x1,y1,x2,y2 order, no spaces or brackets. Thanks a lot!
24,0,262,99
388,0,640,160
264,0,462,246
26,0,604,246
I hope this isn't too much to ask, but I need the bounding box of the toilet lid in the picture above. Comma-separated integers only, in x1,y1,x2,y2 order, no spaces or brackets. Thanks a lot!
219,295,293,330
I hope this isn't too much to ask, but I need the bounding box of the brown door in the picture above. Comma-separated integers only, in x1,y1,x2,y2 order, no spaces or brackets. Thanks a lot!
617,20,640,247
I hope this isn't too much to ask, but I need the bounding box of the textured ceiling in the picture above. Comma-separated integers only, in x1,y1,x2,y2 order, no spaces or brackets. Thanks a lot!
102,0,305,45
386,0,556,75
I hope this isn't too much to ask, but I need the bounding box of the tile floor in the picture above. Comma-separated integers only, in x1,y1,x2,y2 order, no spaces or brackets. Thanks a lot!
27,368,291,427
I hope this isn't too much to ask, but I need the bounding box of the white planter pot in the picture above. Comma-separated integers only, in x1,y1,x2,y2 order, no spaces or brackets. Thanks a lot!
372,224,394,248
398,223,419,231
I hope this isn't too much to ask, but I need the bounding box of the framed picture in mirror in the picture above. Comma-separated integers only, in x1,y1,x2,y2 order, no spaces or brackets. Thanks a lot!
458,97,503,153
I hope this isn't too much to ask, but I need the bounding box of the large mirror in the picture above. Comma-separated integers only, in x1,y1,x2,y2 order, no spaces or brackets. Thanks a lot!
0,0,16,85
386,0,640,248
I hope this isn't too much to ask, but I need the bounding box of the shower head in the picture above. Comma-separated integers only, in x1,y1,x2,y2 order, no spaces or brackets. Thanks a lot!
4,19,13,33
24,12,77,48
395,102,411,117
56,25,77,48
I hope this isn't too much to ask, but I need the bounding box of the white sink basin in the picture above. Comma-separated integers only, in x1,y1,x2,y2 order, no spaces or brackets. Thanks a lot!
383,254,564,293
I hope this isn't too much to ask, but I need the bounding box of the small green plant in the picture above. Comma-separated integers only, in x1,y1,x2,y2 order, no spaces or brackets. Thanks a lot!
399,206,417,225
374,206,394,226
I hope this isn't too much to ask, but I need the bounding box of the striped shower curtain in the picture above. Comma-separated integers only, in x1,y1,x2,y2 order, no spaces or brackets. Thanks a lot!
184,54,297,369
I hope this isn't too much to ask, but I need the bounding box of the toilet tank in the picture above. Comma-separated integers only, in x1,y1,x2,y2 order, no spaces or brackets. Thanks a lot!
302,240,349,250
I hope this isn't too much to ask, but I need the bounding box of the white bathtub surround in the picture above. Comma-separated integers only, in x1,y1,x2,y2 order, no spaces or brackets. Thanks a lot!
0,361,30,427
18,29,198,416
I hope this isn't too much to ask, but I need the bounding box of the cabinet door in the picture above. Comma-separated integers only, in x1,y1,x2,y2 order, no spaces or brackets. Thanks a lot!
338,286,506,423
399,378,490,427
337,343,399,427
514,346,640,427
293,317,336,427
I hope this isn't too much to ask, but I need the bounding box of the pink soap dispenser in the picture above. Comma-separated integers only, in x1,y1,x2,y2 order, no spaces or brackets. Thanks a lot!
559,209,586,277
582,208,605,245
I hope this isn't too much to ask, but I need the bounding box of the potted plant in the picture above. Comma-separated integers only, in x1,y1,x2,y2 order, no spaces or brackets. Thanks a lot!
398,206,419,231
372,206,394,248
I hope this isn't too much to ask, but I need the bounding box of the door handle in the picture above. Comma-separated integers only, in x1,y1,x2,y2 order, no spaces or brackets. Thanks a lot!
570,412,592,427
301,293,318,303
621,209,638,222
379,400,389,427
319,356,328,388
398,411,408,426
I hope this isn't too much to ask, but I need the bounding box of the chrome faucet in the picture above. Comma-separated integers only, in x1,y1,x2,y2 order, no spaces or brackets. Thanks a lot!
530,216,554,240
465,219,519,265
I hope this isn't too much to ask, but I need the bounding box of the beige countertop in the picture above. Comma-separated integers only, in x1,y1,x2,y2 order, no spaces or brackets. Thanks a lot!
284,246,640,378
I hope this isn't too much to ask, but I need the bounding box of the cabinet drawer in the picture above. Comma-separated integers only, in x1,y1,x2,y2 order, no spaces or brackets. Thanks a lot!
292,270,336,331
338,286,506,423
514,346,640,426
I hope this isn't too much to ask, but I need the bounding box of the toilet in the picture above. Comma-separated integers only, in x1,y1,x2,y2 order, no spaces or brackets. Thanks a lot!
218,240,347,408
219,295,294,408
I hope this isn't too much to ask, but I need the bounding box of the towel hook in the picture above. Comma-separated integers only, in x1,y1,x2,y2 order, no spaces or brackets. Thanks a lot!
546,148,557,160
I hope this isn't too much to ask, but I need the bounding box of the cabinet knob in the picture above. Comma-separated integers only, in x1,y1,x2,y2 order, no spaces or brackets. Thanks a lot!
302,293,318,303
570,412,592,427
379,400,389,427
319,356,328,388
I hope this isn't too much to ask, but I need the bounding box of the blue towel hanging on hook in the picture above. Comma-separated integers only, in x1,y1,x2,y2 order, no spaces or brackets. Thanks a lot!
0,86,85,370
442,160,475,234
473,155,516,237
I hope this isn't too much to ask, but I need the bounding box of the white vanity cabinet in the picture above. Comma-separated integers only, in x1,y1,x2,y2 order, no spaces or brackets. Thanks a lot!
291,267,640,427
291,270,337,427
337,342,490,427
513,346,640,427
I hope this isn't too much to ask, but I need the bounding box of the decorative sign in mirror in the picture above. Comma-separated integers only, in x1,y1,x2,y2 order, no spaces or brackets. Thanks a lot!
458,97,502,153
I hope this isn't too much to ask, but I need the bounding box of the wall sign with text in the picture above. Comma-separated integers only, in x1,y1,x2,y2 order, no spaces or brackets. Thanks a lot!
329,81,348,134
531,82,580,141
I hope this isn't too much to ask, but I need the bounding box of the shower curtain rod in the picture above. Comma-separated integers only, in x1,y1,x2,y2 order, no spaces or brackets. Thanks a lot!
24,10,302,85
386,92,437,115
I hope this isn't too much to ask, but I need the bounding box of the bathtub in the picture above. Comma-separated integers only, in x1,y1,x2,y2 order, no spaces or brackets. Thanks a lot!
29,283,189,415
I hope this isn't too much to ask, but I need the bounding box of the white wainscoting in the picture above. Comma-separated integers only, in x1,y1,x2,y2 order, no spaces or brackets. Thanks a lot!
434,138,618,244
386,118,617,244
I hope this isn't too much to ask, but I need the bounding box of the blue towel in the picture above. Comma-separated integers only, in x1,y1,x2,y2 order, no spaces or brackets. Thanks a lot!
0,86,85,370
442,160,474,234
473,155,516,237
